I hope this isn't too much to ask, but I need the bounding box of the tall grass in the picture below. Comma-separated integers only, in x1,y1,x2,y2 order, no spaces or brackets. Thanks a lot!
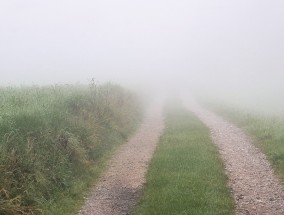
135,103,234,215
0,83,142,214
202,100,284,183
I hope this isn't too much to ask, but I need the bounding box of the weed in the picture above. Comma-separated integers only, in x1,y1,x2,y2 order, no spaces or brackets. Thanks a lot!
0,83,142,214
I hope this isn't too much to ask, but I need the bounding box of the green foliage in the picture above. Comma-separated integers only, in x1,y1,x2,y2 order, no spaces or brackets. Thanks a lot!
135,104,234,215
0,83,142,214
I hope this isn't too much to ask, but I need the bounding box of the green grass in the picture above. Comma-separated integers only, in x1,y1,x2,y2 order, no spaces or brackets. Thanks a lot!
135,103,234,215
0,83,142,215
203,101,284,183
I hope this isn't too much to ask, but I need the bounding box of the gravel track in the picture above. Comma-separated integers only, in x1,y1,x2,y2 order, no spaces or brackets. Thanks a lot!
77,101,164,215
186,100,284,215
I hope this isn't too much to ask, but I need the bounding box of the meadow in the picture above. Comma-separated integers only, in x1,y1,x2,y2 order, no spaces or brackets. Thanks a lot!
135,102,234,215
0,83,142,215
203,100,284,183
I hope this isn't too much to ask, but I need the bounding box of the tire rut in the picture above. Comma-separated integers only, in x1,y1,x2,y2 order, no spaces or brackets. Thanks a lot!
77,101,164,215
185,100,284,215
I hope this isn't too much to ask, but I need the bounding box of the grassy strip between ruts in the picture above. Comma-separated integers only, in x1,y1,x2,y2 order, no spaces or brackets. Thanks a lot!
134,103,234,215
203,101,284,183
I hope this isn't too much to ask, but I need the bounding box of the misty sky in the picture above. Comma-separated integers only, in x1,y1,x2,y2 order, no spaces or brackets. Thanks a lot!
1,0,284,92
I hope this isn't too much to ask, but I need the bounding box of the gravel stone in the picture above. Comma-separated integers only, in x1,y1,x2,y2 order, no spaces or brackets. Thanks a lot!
186,101,284,215
77,101,164,215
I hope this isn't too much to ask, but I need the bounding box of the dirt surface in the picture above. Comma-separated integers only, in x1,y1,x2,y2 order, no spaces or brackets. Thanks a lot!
186,100,284,215
77,101,164,215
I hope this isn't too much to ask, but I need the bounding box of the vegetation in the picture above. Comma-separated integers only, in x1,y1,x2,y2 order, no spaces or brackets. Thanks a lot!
203,101,284,183
0,82,142,215
135,103,234,215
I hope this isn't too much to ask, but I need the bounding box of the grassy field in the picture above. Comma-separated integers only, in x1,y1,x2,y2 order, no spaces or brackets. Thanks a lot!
0,83,142,215
202,101,284,184
135,103,234,215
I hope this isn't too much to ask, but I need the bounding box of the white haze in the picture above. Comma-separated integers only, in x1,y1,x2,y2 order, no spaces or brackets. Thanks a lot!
1,0,284,112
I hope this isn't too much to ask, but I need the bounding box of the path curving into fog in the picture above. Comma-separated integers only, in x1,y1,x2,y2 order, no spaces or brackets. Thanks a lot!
77,100,165,215
185,100,284,215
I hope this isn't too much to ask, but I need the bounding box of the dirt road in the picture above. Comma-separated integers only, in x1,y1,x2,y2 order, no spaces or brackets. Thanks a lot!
186,100,284,215
77,101,164,215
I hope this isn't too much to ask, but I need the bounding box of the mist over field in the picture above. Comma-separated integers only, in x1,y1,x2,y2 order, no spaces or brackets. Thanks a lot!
2,2,284,214
1,0,284,112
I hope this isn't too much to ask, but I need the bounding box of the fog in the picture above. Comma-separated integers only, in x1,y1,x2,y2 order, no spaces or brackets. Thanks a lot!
1,1,284,111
